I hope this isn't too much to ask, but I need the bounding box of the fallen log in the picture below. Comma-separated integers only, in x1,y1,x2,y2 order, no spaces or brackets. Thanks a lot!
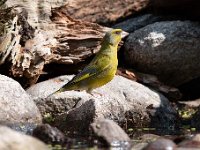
58,0,150,24
0,2,128,86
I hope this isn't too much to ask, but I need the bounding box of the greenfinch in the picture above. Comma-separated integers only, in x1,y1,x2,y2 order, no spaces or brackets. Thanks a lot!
52,29,122,95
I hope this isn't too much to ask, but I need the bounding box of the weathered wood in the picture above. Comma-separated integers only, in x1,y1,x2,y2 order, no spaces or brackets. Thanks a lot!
0,1,128,86
58,0,150,24
49,10,112,63
5,0,67,27
0,8,21,65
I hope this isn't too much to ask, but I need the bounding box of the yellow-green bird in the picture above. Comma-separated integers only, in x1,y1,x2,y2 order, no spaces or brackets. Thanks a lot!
52,29,122,95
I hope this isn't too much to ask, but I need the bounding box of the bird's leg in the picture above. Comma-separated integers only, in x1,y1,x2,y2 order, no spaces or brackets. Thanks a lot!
86,89,103,97
86,89,92,95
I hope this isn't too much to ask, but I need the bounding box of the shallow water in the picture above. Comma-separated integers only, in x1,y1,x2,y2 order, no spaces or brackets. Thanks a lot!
48,126,197,150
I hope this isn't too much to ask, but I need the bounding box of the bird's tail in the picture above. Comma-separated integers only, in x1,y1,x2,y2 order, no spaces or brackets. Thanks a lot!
47,87,66,98
47,82,78,98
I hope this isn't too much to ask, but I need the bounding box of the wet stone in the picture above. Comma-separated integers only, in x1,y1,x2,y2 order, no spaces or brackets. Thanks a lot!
32,124,66,144
90,119,131,147
6,123,37,135
0,125,49,150
143,138,177,150
178,134,200,148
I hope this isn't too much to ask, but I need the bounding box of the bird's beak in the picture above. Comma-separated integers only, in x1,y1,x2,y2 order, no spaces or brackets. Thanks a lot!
121,31,129,38
103,27,129,38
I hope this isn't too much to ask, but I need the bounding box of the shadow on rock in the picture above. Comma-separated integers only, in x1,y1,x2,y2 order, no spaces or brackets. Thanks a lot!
27,75,178,138
55,99,96,133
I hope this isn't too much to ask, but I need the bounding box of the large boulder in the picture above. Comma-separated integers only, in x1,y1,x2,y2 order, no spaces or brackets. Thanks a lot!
0,74,42,125
0,126,49,150
124,21,200,86
113,14,166,33
27,75,177,133
26,75,84,117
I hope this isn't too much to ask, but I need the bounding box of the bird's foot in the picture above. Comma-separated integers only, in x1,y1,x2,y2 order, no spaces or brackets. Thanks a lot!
87,90,103,98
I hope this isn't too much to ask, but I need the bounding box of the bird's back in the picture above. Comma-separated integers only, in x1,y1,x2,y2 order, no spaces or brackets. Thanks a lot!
53,29,122,94
61,45,118,92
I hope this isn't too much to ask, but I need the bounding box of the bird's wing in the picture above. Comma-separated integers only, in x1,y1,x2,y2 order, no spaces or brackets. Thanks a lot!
68,54,110,84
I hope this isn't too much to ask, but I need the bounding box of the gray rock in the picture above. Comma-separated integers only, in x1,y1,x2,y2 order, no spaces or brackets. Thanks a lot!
132,143,148,150
0,126,49,150
124,21,200,86
90,119,130,147
27,75,176,133
179,99,200,107
27,75,88,118
32,124,65,144
7,123,37,134
113,14,165,33
0,74,41,124
178,134,200,148
143,138,177,150
139,134,160,143
176,148,200,150
131,134,160,150
64,76,176,132
27,75,71,100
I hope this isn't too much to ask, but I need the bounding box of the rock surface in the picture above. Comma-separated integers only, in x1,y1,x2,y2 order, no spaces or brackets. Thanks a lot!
0,74,42,124
143,138,177,150
90,119,130,146
131,134,161,150
124,21,200,86
32,124,65,144
0,126,49,150
113,14,165,33
179,99,200,107
178,134,200,148
27,75,84,118
27,75,176,133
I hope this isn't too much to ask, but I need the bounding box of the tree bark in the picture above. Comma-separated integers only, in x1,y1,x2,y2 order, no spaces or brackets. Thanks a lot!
0,1,128,86
58,0,150,25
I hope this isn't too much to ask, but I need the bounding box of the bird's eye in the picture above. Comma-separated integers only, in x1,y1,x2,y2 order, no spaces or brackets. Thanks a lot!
115,31,121,35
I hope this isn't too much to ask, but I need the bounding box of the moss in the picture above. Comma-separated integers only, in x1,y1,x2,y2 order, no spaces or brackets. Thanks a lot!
48,144,63,150
43,113,55,123
178,108,197,119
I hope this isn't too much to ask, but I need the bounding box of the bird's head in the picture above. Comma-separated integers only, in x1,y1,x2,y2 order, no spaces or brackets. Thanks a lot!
103,29,122,47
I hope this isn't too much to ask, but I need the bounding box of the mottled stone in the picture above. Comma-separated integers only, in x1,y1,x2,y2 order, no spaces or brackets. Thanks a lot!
0,126,49,150
143,138,177,150
27,75,176,133
0,74,42,124
90,119,130,146
124,21,200,86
